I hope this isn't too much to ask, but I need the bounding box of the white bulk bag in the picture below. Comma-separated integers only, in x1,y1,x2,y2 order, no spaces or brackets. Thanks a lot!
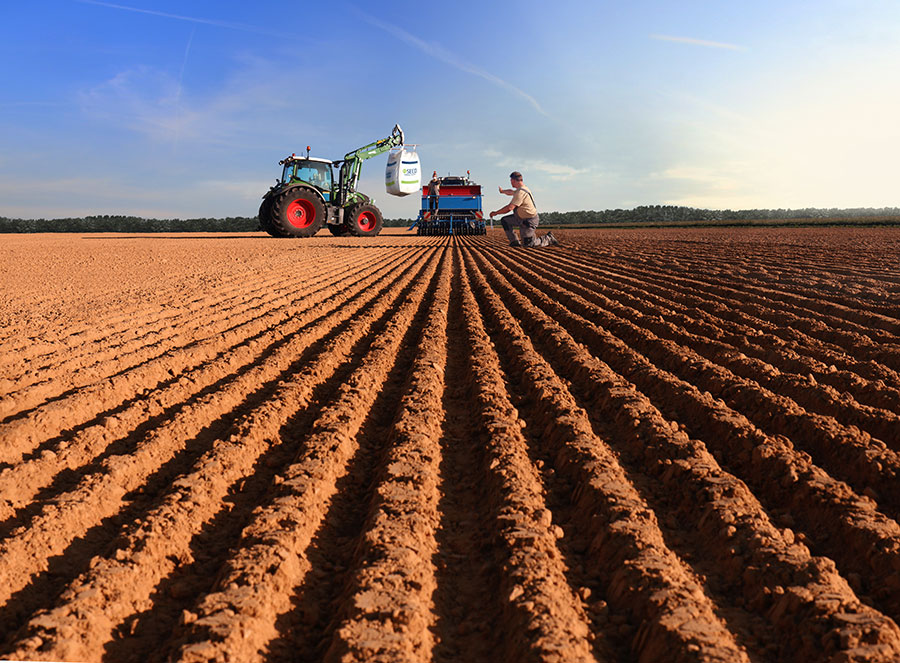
385,147,421,197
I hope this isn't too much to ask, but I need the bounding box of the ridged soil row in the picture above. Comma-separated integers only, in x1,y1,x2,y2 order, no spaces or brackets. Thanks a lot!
688,262,899,334
460,248,749,662
452,250,601,663
576,245,900,371
505,248,900,445
170,249,445,663
469,248,900,661
256,246,457,663
0,247,410,466
426,246,507,662
0,248,333,382
521,247,900,418
0,247,389,413
617,298,899,445
576,249,900,389
0,246,397,429
0,248,437,655
486,248,900,518
0,255,268,360
475,247,900,624
574,239,900,338
1,247,441,663
320,248,453,662
0,248,414,520
573,241,899,333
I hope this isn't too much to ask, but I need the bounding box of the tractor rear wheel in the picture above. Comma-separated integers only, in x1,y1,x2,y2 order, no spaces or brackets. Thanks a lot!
271,188,326,237
346,204,383,237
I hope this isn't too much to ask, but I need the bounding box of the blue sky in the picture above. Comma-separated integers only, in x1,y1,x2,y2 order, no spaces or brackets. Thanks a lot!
2,0,899,219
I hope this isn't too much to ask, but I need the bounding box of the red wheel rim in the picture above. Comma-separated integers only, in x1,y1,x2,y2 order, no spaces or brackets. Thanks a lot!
357,210,377,232
286,198,316,228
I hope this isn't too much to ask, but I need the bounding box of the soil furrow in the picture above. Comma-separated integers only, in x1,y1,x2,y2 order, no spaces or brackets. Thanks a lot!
575,245,900,370
0,248,389,412
0,258,318,391
2,267,293,390
514,248,900,417
0,249,435,644
0,247,401,434
2,228,898,661
462,248,751,662
261,249,451,663
0,249,409,465
506,248,900,442
451,250,601,663
169,248,445,663
478,245,900,620
429,245,504,663
0,248,413,519
319,248,453,662
484,247,900,517
470,247,900,661
594,258,900,386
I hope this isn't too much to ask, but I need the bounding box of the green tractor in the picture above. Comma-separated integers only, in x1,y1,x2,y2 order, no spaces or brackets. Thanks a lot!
259,124,405,238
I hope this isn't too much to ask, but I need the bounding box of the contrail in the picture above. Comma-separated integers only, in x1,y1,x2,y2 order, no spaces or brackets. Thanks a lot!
173,27,195,151
650,34,745,51
76,0,287,37
353,7,547,116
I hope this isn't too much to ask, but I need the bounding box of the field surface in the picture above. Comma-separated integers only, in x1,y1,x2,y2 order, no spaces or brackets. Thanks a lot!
1,227,899,663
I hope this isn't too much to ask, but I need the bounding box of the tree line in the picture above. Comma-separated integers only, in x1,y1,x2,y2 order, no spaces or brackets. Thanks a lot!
0,215,259,233
536,205,900,226
2,206,899,233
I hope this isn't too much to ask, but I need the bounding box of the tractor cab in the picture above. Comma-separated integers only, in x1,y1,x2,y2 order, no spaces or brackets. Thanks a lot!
280,157,334,200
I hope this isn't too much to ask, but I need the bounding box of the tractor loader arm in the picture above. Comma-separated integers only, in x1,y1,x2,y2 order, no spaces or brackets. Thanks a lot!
336,125,405,204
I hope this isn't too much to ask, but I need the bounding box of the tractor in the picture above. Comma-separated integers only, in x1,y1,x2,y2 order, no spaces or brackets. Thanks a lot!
259,125,405,238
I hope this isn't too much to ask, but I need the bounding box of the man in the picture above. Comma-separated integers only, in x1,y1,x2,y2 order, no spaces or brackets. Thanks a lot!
427,172,440,214
490,171,558,247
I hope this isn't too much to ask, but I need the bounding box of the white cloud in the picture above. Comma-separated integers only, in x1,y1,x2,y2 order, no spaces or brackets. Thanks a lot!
654,166,736,188
194,178,271,203
650,34,745,51
486,149,589,181
76,55,312,149
653,166,763,210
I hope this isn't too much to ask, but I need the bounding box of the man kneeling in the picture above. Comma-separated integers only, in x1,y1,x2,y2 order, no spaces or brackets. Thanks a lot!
490,171,558,247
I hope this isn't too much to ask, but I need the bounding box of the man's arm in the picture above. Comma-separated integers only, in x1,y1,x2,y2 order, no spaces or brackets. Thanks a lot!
491,188,524,217
498,186,514,196
489,201,517,218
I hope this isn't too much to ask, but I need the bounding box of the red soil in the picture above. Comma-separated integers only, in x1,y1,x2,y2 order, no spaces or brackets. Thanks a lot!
0,227,898,662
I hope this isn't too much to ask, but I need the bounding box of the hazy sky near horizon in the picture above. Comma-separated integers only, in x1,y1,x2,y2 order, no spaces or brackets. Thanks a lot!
2,0,899,219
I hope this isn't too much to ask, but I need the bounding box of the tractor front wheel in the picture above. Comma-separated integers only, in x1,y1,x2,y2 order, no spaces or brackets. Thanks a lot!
346,204,383,237
271,188,326,237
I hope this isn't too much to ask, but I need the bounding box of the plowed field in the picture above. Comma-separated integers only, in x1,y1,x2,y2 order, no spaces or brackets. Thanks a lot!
1,227,899,663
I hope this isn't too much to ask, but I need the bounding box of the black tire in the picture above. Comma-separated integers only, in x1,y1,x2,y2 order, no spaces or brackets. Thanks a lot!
259,196,290,237
328,223,350,236
346,203,383,237
271,187,326,238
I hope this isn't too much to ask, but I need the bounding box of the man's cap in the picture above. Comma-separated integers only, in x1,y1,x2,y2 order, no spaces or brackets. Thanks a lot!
509,171,523,180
